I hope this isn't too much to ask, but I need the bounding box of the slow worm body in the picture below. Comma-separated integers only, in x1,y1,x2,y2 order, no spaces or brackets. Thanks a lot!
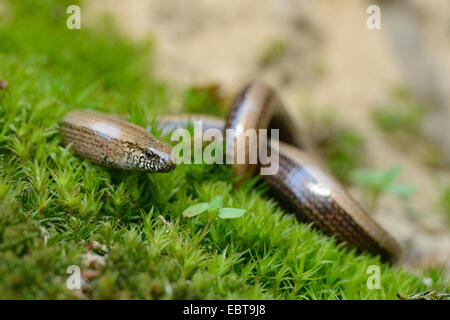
60,82,401,260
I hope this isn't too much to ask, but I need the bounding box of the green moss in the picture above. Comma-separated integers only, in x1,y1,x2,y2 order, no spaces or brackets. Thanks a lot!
0,0,445,299
182,85,227,116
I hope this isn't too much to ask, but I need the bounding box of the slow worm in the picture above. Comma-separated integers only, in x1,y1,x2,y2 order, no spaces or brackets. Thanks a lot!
60,82,401,261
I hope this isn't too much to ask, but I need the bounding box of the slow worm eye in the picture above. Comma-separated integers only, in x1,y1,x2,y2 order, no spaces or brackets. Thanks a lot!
144,149,154,160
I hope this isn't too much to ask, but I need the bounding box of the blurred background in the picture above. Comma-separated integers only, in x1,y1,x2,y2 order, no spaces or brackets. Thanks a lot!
83,0,450,269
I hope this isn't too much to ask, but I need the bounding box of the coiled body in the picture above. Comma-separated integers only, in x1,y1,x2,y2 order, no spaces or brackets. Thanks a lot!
156,82,401,260
60,82,401,260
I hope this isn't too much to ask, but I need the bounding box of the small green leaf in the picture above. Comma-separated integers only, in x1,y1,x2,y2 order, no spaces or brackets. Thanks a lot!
380,166,402,187
182,202,209,218
386,183,417,197
351,169,381,187
351,166,402,189
218,208,246,219
208,195,223,211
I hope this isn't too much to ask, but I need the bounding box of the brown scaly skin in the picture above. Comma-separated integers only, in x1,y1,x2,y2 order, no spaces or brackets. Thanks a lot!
155,82,402,261
263,142,401,261
60,110,176,173
225,83,275,179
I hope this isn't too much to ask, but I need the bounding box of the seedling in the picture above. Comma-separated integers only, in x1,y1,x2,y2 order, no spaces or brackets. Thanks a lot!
183,195,247,245
351,166,417,211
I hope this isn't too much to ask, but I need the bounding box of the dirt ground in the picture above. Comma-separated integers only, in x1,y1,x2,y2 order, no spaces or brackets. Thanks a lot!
85,0,450,271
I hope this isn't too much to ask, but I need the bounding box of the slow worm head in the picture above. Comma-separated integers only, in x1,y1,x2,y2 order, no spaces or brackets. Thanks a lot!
60,110,176,172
